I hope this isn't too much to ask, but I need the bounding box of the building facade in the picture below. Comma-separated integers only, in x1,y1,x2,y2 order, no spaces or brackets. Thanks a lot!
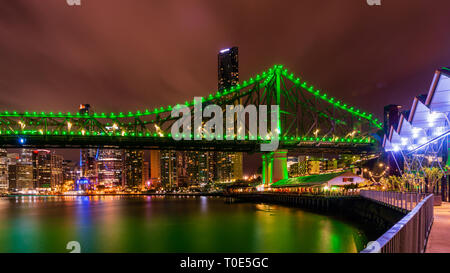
7,153,19,190
160,150,178,188
17,149,33,190
124,150,144,189
96,149,123,188
32,150,52,189
0,149,8,190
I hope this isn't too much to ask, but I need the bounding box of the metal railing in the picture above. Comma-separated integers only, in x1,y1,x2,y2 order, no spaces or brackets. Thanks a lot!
360,190,428,211
360,190,434,253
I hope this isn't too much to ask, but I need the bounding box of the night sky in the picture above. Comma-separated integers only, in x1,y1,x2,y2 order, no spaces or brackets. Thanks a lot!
1,0,450,173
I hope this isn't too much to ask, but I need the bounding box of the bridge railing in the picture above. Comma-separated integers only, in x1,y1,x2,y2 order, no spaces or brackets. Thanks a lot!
360,190,428,211
360,190,434,253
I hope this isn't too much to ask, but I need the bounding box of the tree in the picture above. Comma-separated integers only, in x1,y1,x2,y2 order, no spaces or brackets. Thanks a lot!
379,176,407,191
424,167,444,193
401,172,424,192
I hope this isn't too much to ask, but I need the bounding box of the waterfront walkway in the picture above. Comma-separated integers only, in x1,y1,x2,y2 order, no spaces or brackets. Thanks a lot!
426,202,450,253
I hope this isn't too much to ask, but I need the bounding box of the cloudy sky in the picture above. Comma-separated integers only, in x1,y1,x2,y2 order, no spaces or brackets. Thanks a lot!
1,0,450,172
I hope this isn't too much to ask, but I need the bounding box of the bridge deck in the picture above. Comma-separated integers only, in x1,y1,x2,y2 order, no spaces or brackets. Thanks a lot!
426,202,450,253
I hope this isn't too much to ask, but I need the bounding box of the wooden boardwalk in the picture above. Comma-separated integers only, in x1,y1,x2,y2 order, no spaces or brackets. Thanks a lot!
426,202,450,253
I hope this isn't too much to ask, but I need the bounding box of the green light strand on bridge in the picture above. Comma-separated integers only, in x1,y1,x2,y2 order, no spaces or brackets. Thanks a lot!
0,64,381,130
0,130,375,144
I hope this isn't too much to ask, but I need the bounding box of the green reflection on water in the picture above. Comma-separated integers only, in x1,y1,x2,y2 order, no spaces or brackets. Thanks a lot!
0,196,367,253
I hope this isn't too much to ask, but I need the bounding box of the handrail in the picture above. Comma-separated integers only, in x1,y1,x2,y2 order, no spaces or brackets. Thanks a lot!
360,190,427,211
360,190,434,253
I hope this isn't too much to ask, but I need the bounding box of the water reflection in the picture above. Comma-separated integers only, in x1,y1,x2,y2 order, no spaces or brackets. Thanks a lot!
0,196,367,253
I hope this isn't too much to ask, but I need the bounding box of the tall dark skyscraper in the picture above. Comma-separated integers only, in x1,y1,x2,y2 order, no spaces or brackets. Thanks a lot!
383,104,403,135
124,150,144,189
216,47,243,182
218,47,239,91
32,150,52,189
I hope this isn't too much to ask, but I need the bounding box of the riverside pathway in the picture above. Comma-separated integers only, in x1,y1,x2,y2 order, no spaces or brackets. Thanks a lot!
426,202,450,253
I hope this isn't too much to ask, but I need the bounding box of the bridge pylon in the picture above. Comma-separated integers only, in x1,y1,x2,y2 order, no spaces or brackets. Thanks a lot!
262,149,288,187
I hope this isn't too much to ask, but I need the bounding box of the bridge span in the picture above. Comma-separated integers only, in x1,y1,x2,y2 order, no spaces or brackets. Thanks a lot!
0,64,382,185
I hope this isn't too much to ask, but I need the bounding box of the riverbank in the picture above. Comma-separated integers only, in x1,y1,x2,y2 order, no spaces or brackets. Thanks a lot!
3,192,223,197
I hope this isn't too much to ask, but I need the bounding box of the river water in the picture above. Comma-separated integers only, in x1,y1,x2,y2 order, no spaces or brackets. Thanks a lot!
0,195,368,253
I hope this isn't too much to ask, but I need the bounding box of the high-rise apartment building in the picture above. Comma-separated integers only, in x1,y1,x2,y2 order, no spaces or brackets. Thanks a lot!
62,160,77,182
96,149,123,188
142,161,149,187
80,148,97,180
185,151,215,184
32,150,52,189
218,47,239,91
124,150,144,188
51,153,64,188
160,150,177,188
7,153,19,190
217,47,243,182
149,150,161,183
0,149,8,190
17,149,33,190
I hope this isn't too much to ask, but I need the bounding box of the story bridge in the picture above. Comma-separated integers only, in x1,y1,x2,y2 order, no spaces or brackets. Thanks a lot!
0,65,382,184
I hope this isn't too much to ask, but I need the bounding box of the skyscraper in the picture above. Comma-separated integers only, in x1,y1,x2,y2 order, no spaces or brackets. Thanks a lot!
78,104,98,183
142,161,149,187
124,150,144,189
185,151,215,184
217,47,243,182
0,149,8,190
62,160,77,183
218,47,239,91
81,149,97,179
32,149,52,189
383,104,402,135
51,153,64,188
96,149,123,188
160,150,177,188
17,149,33,190
7,153,19,191
150,150,161,184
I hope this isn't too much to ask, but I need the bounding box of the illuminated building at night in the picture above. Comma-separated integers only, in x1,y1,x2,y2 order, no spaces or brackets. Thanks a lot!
62,160,77,183
96,149,123,188
0,149,8,190
160,150,178,187
124,150,145,189
16,149,33,190
51,153,64,188
142,161,149,186
216,47,243,182
218,47,239,91
81,148,97,182
7,153,19,191
32,149,52,189
185,151,215,184
149,150,161,185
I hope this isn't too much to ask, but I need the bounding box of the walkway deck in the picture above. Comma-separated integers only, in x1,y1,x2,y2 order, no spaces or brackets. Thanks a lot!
426,202,450,253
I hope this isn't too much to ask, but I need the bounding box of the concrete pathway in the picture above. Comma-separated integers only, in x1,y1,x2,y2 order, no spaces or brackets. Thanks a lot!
426,202,450,253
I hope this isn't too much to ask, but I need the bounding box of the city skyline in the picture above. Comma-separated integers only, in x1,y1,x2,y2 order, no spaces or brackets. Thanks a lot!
0,0,448,257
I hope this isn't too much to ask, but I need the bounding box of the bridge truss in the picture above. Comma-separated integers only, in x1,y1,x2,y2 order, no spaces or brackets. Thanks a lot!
0,65,381,152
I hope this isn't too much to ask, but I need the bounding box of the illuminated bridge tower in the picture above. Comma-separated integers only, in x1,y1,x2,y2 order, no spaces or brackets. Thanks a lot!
262,67,288,187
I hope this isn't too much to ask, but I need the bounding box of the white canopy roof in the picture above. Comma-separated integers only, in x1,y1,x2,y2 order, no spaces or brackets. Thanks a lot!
384,68,450,152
